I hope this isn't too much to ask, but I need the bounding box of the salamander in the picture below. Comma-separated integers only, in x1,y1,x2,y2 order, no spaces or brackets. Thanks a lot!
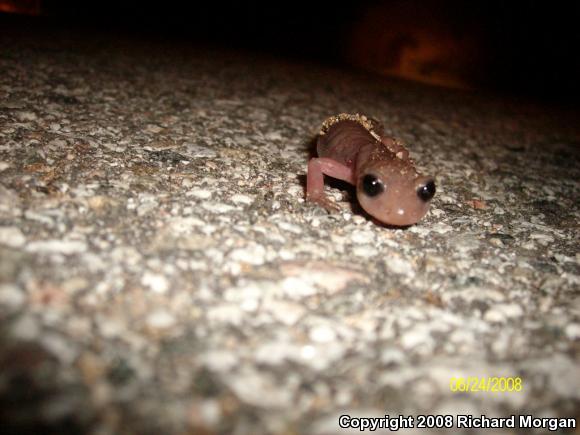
306,113,435,226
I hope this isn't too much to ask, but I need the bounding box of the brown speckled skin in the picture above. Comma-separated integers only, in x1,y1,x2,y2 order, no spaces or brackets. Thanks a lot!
308,119,435,226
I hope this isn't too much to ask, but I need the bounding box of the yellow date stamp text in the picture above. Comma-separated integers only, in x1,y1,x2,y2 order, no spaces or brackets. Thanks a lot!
450,376,523,393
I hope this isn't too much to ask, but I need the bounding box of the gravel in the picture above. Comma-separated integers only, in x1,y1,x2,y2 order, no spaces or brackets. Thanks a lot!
0,28,579,434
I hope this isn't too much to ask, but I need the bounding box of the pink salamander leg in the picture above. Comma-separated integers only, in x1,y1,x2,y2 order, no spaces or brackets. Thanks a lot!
306,157,354,212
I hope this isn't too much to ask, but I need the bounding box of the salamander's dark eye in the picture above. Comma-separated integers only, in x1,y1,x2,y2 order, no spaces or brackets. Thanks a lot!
417,180,436,201
362,174,384,197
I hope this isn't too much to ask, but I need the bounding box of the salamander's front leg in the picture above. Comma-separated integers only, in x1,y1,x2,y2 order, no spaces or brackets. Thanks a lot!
306,157,354,213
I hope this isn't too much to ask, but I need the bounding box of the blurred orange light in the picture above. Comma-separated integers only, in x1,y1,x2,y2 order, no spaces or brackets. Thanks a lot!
0,0,41,15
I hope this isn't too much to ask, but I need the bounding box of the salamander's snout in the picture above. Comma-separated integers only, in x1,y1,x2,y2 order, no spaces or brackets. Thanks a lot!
357,173,436,226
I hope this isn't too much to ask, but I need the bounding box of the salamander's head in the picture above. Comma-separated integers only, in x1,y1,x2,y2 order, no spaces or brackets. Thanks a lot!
356,164,435,226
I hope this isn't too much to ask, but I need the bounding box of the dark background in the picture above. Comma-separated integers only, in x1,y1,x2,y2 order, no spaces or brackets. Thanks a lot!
2,0,580,105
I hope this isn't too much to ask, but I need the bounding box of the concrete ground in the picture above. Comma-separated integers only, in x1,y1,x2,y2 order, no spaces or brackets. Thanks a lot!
0,28,579,434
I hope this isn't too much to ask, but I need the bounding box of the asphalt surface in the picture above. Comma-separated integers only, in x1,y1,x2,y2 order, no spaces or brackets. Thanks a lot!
0,27,579,434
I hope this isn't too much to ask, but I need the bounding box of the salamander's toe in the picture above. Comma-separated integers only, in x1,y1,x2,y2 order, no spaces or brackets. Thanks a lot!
307,194,342,213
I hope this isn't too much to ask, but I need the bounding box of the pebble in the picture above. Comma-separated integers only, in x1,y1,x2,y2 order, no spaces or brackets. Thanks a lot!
183,143,217,158
26,239,87,254
141,272,170,294
0,226,26,248
380,347,406,365
11,315,40,340
386,256,414,276
202,202,236,213
16,111,37,121
230,194,253,205
352,245,378,258
484,303,524,322
400,325,433,350
226,369,293,408
262,300,305,326
146,310,176,330
190,399,222,427
201,350,239,372
277,221,302,234
0,284,25,309
41,333,78,364
229,244,266,265
206,304,244,326
137,197,158,216
309,324,337,343
187,188,212,199
254,341,298,365
350,229,375,244
281,277,318,298
564,323,580,340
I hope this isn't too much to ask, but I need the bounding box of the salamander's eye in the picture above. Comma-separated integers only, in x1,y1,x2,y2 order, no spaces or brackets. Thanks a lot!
362,174,384,197
417,180,436,201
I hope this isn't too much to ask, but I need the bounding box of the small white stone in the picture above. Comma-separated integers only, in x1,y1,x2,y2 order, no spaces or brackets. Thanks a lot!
137,200,158,216
265,131,283,141
500,303,524,317
183,144,217,158
240,298,259,312
0,226,26,248
11,315,40,340
146,310,176,330
48,138,67,148
16,111,37,121
0,284,25,309
530,232,554,244
282,277,318,298
300,344,317,359
99,319,125,338
169,217,206,234
197,400,221,427
287,185,303,197
201,350,238,372
484,303,523,322
564,323,580,339
230,194,253,205
484,308,506,323
229,244,266,265
432,223,453,234
380,347,406,365
146,124,163,133
278,249,295,260
0,161,9,172
255,342,297,365
141,272,169,294
26,239,87,254
202,202,236,213
386,256,414,275
352,245,378,258
226,370,292,408
430,208,445,217
277,221,302,234
262,300,305,325
350,229,375,244
207,304,244,326
309,324,336,343
400,325,432,349
41,333,77,364
297,342,346,370
187,188,212,199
